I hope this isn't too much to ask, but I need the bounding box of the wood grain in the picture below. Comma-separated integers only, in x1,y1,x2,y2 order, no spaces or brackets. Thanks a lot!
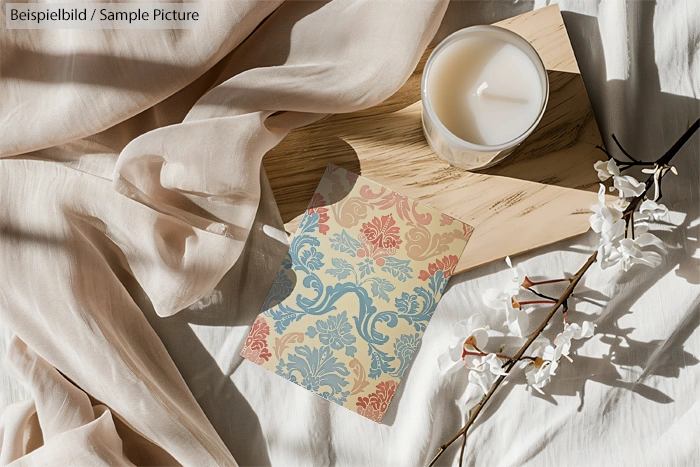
263,4,605,273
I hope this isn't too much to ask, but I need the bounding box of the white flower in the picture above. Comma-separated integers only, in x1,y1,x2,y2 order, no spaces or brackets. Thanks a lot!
617,239,662,271
613,174,645,198
504,300,530,337
601,219,625,244
482,257,539,337
438,314,508,395
611,197,630,212
591,182,630,269
552,322,596,362
594,159,620,181
525,340,558,394
639,199,668,221
438,313,489,375
596,214,624,268
590,184,623,235
504,256,525,296
466,353,507,394
526,359,558,394
599,225,664,271
551,335,571,362
598,240,622,269
483,257,524,307
467,363,496,394
483,291,530,337
566,321,595,339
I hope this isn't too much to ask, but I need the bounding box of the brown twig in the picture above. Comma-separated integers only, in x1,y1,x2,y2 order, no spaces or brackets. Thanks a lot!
427,252,598,467
428,118,700,467
516,300,555,306
463,349,536,363
523,277,572,287
458,431,467,467
620,118,699,237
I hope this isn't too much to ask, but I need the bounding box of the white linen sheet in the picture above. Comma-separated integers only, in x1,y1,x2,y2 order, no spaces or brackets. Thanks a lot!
1,0,699,466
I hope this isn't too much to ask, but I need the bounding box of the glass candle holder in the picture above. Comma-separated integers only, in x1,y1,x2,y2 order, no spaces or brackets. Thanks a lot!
421,25,549,171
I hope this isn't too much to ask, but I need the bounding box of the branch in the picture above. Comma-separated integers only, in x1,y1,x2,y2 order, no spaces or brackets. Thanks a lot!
611,133,640,163
657,118,700,166
429,117,700,466
622,118,700,220
427,252,598,467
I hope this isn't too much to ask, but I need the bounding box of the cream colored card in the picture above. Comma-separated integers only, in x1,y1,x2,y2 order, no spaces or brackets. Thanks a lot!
241,164,472,422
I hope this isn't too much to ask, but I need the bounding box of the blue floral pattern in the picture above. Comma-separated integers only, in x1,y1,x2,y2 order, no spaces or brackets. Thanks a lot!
306,311,357,357
392,333,421,378
276,345,350,404
261,259,295,311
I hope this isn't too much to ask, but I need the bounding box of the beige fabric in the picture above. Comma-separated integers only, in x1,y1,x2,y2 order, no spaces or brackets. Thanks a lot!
0,0,447,465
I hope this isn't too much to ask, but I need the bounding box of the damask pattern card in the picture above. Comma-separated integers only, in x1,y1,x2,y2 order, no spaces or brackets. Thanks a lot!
240,164,473,423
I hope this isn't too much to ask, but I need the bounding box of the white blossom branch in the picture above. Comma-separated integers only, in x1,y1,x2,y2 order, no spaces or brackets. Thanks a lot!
428,253,597,467
429,118,699,467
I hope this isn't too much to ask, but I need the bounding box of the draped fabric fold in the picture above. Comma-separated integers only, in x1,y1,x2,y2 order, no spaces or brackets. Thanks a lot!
0,0,447,464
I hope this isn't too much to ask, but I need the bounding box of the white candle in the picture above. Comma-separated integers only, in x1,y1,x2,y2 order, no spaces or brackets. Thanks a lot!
422,26,549,170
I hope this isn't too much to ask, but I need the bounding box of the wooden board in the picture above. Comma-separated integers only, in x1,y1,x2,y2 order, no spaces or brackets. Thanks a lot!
263,4,605,273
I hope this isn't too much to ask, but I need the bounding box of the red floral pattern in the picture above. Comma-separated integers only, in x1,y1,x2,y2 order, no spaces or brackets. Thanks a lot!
357,214,402,266
362,215,401,249
307,193,330,235
418,254,459,281
240,315,272,364
463,223,472,238
440,213,454,226
356,380,399,422
372,191,412,221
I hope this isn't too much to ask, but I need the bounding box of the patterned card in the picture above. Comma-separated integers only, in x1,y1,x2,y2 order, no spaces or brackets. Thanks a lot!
241,164,472,422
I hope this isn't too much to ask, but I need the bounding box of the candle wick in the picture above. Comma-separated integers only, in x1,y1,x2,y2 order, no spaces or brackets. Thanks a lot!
482,91,530,105
474,80,530,105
